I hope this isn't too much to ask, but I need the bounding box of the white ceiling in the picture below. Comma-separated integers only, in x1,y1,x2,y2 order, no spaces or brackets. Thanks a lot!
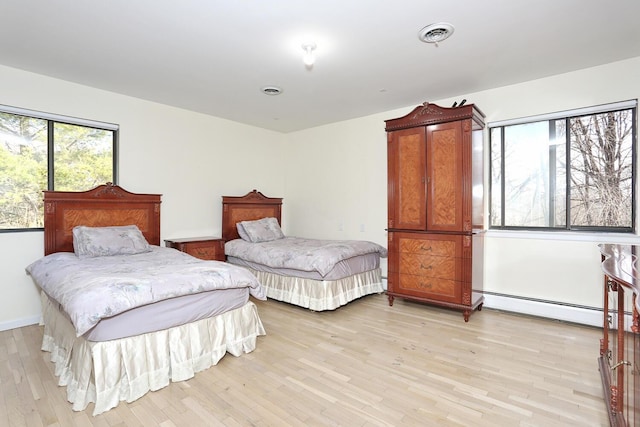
1,1,639,133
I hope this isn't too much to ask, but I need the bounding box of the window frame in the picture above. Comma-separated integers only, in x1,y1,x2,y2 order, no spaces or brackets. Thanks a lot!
0,104,119,233
489,100,637,233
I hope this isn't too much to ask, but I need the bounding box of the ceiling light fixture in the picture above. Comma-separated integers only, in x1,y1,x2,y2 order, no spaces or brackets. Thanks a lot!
302,43,317,67
418,22,455,47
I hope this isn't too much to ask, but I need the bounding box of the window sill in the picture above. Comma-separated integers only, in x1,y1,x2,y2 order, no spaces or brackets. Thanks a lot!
485,229,640,244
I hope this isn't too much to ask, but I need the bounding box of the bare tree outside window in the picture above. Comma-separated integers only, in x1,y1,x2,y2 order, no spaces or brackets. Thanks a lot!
490,102,636,232
569,111,633,228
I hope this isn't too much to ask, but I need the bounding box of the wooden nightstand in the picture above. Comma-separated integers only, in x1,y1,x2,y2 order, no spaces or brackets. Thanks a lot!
164,236,226,261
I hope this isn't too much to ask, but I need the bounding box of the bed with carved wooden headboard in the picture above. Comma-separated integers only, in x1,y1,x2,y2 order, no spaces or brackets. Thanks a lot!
43,182,162,255
27,183,266,416
221,189,282,241
222,190,387,311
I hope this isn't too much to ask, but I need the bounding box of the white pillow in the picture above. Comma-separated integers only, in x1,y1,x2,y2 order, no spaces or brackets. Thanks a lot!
236,223,252,241
73,225,151,258
238,217,284,243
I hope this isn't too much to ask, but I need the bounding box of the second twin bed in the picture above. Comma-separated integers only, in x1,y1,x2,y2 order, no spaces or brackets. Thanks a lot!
221,190,387,311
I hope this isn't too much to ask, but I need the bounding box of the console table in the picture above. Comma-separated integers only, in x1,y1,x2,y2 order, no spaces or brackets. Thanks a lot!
599,243,640,426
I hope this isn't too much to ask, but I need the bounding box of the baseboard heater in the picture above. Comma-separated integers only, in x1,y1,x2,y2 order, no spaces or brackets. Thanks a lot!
482,291,608,328
380,278,607,327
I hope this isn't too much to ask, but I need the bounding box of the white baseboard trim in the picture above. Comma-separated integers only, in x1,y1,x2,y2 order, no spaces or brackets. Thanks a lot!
0,314,41,332
482,293,604,328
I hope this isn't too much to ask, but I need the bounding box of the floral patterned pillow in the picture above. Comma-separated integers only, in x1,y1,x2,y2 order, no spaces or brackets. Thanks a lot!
238,217,284,243
72,225,152,258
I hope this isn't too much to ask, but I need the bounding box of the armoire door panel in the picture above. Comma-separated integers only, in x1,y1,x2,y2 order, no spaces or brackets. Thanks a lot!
426,121,463,232
388,128,426,230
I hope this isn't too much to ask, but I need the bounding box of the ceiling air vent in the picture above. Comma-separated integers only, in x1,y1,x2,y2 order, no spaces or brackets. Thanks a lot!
261,86,283,96
418,23,455,45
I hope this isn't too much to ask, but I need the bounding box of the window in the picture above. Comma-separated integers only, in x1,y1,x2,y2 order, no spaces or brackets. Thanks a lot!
490,100,637,232
0,105,118,230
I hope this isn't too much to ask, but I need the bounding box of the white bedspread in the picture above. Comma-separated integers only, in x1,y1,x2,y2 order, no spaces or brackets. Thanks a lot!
224,237,388,277
26,246,266,336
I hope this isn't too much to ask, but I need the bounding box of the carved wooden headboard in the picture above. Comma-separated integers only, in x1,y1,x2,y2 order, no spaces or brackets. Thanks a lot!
221,190,282,241
43,183,162,255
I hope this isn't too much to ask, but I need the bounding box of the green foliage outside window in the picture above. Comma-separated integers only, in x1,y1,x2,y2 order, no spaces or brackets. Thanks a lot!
0,111,116,230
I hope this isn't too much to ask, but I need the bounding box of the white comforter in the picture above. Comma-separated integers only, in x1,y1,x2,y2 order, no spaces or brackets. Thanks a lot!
26,246,266,336
224,236,388,277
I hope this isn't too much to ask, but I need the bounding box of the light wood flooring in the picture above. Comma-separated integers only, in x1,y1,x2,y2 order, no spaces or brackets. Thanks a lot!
1,293,609,426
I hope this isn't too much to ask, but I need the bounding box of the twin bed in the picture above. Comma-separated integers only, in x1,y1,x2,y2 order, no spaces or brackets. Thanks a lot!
26,184,386,416
26,184,266,415
221,190,387,311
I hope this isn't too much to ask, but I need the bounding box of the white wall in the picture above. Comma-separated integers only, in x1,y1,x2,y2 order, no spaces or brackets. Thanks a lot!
280,112,391,278
440,57,640,322
283,56,640,324
2,56,639,330
0,64,285,330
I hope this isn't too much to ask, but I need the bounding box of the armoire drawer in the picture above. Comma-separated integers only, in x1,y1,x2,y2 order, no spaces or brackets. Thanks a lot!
399,237,457,257
396,274,462,303
399,252,457,280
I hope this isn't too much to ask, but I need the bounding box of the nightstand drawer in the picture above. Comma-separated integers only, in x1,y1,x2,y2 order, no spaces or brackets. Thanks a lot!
165,237,225,261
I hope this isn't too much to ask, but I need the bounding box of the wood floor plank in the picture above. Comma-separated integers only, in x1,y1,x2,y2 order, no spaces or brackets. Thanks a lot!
1,294,610,426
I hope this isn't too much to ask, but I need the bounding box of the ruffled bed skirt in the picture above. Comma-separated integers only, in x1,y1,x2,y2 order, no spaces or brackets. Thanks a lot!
248,268,384,311
40,292,266,415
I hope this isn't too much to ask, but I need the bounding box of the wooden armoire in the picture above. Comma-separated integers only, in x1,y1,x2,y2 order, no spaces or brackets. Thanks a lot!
385,102,485,321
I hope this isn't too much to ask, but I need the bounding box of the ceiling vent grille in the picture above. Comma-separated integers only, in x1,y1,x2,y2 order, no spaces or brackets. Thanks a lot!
418,23,455,45
261,86,283,95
